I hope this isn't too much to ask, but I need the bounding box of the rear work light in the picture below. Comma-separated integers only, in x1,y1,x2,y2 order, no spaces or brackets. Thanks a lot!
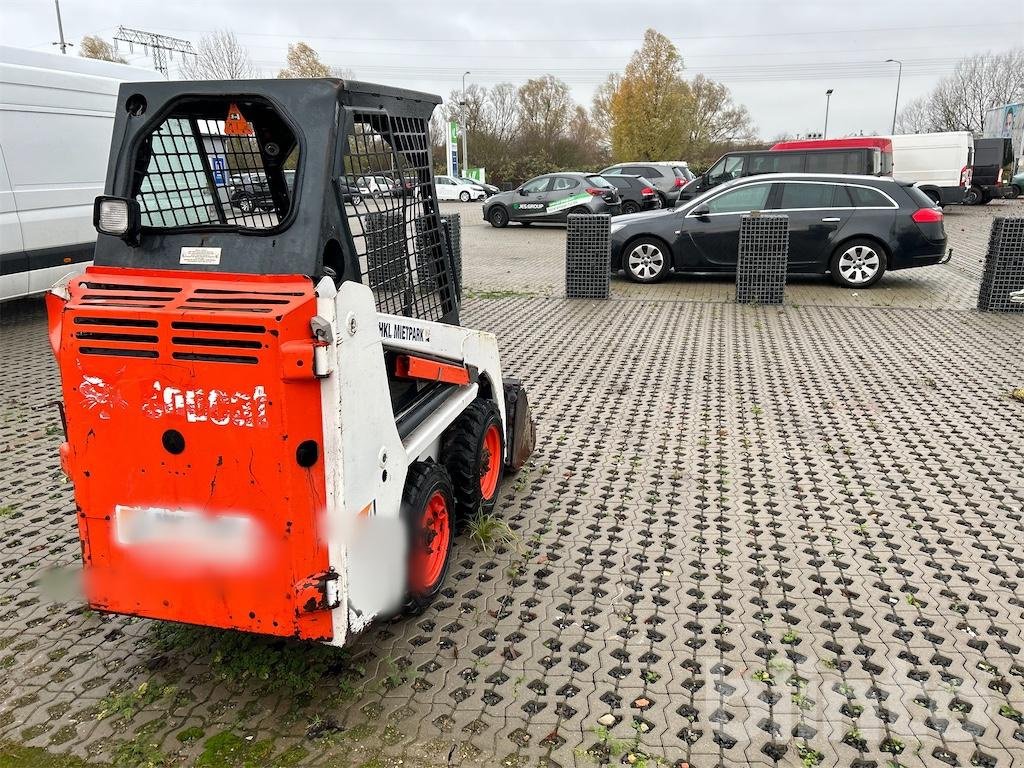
585,187,606,196
93,195,142,244
912,207,943,223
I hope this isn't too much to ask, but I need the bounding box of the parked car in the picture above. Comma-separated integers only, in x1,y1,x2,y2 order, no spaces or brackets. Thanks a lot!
606,174,662,214
1011,171,1024,198
885,131,974,207
964,137,1015,204
435,174,487,202
483,172,621,227
229,172,272,213
771,137,894,175
460,176,499,196
1,45,162,301
609,173,947,288
358,174,395,197
680,146,886,201
600,162,691,207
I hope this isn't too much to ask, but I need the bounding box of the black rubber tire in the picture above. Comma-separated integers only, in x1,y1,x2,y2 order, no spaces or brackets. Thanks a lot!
568,206,590,217
963,187,982,206
237,195,255,214
401,461,455,615
442,399,504,526
829,239,888,289
459,191,471,202
621,200,641,215
622,236,671,283
488,206,509,228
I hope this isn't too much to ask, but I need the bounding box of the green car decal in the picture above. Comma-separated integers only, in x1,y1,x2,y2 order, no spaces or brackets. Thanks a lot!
512,192,593,213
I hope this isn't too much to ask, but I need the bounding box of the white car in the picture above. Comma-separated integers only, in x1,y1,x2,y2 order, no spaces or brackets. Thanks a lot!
357,175,394,197
434,175,486,202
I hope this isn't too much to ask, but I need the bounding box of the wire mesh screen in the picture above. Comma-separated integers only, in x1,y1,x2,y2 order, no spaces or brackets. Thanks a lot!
342,110,456,322
134,105,295,230
977,217,1024,313
736,214,789,305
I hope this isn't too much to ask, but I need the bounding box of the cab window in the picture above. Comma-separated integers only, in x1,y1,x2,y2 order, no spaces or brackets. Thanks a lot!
703,183,771,214
551,177,579,191
748,153,803,174
779,183,837,209
806,152,846,174
522,177,550,193
709,156,743,184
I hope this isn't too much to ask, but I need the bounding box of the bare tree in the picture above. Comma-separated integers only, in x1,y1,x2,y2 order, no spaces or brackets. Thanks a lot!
182,30,254,80
517,75,573,145
79,35,126,64
277,42,331,79
898,48,1024,133
685,74,756,150
487,83,519,144
591,73,620,147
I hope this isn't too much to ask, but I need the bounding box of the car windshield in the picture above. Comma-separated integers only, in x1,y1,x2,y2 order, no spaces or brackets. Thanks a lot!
586,175,615,189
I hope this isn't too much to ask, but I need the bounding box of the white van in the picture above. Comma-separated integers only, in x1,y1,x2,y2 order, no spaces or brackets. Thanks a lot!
1,47,162,301
884,131,974,207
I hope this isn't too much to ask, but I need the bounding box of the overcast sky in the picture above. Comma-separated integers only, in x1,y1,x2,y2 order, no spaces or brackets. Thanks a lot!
4,0,1023,139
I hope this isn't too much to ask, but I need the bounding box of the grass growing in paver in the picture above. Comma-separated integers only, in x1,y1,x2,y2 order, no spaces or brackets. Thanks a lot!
0,741,110,767
148,623,364,697
97,682,176,722
464,511,518,553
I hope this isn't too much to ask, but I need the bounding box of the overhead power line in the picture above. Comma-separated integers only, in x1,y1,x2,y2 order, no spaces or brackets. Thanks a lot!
113,26,195,76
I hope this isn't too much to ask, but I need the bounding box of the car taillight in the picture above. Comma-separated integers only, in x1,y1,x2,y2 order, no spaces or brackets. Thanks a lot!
585,187,605,196
912,207,943,223
674,178,684,188
641,187,655,196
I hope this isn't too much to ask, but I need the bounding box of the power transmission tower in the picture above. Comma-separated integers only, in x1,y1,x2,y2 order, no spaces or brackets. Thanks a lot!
113,26,195,76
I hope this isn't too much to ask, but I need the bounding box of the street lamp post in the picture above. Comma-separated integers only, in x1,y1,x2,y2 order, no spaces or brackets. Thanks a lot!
886,59,903,134
823,88,834,139
461,71,471,176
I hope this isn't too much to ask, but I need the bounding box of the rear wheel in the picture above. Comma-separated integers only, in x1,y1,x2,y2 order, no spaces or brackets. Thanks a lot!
830,239,887,288
402,461,455,614
624,237,670,283
488,206,509,228
443,399,505,525
236,194,255,214
963,187,982,206
459,191,471,202
621,200,641,215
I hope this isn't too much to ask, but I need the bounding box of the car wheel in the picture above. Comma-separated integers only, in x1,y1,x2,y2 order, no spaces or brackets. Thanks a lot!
568,206,590,217
624,238,670,283
237,195,255,214
963,187,982,206
1010,185,1022,199
830,239,887,288
459,191,471,202
488,206,509,228
621,201,641,215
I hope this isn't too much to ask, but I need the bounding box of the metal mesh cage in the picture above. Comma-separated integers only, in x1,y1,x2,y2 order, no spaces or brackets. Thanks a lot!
736,214,789,305
977,217,1024,313
341,111,457,322
134,104,295,231
565,213,611,299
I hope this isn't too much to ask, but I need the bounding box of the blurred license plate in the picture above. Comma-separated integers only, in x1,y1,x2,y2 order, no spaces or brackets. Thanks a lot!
114,504,256,564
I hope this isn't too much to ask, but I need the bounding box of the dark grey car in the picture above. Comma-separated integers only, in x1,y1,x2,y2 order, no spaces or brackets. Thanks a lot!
600,162,693,207
482,172,621,227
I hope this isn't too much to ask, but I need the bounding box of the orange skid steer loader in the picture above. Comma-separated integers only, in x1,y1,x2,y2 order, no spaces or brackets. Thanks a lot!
45,79,535,645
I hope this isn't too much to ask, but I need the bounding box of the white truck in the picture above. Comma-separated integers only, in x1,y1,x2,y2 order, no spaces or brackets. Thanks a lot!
0,46,162,301
884,131,974,207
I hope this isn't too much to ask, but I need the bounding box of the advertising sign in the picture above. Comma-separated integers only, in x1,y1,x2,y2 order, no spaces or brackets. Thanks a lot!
446,120,460,178
984,103,1024,172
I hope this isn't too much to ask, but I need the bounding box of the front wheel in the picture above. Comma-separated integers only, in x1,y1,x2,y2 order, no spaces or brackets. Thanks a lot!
402,461,455,615
624,237,670,283
488,206,509,228
459,191,471,202
830,240,887,288
443,399,505,524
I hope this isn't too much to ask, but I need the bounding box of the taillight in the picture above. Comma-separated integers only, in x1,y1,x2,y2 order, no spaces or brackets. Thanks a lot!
585,187,605,196
641,187,655,196
912,207,943,224
960,165,972,186
674,178,684,188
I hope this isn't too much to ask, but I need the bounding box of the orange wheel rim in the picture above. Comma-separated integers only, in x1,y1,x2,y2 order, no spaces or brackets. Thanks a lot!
480,425,502,500
412,491,450,591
